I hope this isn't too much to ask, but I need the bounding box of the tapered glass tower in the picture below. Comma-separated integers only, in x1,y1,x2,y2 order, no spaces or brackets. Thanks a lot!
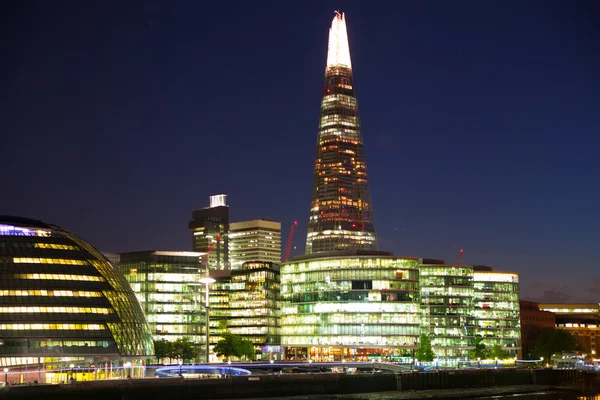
306,12,377,254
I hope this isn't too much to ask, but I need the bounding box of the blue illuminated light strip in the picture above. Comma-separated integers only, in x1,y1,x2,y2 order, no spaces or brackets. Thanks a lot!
0,224,50,237
154,365,252,377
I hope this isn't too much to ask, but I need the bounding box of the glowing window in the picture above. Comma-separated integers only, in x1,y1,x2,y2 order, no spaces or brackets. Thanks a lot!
13,274,104,282
12,258,88,265
0,324,105,330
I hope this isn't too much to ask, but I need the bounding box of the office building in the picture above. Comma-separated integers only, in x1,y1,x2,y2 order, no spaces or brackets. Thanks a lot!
210,262,281,360
0,216,153,380
189,194,229,270
418,262,475,361
281,251,421,361
473,269,521,354
118,251,208,357
305,12,377,254
229,219,281,269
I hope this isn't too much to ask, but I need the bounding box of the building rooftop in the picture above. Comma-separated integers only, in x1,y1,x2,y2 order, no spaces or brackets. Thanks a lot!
0,215,54,229
289,249,399,262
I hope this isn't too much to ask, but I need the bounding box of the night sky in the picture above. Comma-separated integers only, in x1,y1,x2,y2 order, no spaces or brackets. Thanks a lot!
2,1,599,303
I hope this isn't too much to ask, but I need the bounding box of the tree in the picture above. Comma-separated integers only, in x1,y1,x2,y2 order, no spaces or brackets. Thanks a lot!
414,333,435,362
213,332,238,361
213,332,256,361
532,328,578,363
470,336,489,360
172,337,196,362
153,339,173,364
238,338,256,360
490,344,509,360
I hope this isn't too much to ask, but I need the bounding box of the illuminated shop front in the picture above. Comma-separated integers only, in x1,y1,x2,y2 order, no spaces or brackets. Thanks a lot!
0,216,153,381
473,269,521,356
281,251,421,361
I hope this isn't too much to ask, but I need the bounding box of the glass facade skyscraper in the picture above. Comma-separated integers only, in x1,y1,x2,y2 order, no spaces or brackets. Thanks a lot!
306,12,377,254
280,11,522,365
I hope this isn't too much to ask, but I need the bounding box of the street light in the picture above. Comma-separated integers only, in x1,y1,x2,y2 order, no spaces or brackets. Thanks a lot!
178,360,183,378
477,357,481,368
199,276,216,364
3,368,8,385
69,364,75,381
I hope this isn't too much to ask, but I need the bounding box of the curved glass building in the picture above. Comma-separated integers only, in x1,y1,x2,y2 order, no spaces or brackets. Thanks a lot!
0,216,154,370
281,251,421,361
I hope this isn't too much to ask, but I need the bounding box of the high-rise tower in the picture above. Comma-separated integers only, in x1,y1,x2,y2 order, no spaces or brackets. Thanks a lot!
306,12,377,254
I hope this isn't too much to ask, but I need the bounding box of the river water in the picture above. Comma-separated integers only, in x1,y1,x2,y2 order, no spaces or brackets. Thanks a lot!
473,393,600,400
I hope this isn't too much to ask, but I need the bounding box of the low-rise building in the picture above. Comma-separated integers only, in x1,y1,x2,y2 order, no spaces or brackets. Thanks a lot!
519,301,556,358
538,303,600,357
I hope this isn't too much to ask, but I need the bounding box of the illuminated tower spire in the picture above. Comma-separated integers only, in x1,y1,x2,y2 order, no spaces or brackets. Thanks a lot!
326,11,351,69
305,12,377,254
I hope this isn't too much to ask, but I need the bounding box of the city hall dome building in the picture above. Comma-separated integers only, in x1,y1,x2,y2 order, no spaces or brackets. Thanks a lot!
0,216,154,370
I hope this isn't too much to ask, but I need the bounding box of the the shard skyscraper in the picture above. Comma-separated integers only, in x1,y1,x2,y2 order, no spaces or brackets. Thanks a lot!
305,12,377,254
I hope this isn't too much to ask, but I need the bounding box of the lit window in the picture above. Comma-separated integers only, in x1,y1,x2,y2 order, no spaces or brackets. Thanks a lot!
0,323,105,330
13,274,104,282
13,257,88,265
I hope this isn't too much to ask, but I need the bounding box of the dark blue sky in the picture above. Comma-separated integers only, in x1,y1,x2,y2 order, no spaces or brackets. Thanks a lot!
2,1,599,302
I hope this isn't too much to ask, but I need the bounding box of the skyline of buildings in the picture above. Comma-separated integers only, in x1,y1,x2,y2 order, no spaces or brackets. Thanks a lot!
277,12,522,365
0,10,596,378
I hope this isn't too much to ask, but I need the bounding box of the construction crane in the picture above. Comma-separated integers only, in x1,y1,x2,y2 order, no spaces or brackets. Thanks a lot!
283,221,298,263
457,249,464,265
202,234,222,271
